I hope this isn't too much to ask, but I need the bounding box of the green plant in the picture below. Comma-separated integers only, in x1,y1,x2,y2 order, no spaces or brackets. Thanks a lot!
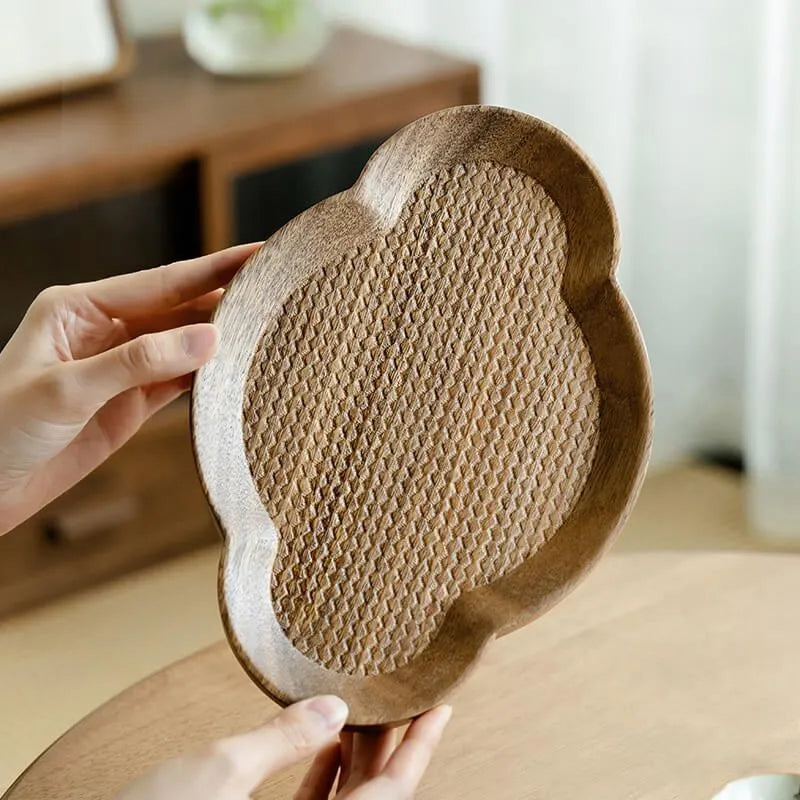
205,0,302,34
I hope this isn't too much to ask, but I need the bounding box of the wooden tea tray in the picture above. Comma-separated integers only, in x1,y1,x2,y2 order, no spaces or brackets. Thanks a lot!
192,105,652,726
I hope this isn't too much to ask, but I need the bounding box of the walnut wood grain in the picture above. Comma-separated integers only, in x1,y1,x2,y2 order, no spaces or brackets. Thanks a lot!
6,551,800,800
192,106,653,726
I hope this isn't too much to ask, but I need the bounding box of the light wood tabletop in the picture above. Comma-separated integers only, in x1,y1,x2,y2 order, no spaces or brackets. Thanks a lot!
5,544,800,799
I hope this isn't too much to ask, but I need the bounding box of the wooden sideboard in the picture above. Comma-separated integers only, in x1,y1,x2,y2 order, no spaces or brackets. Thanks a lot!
0,29,479,618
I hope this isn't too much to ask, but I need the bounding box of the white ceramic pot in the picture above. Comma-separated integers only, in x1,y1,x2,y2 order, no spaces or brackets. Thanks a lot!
183,0,328,76
713,774,800,800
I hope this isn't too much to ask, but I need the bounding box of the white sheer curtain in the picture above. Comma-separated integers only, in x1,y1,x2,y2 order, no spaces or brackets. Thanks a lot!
330,0,767,473
746,0,800,537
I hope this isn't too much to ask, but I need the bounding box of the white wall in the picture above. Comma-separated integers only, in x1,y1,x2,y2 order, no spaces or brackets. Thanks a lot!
330,0,762,467
627,0,760,464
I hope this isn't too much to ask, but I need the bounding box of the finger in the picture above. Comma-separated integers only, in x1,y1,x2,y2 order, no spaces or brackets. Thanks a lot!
294,742,340,800
79,242,260,317
339,732,354,787
59,378,190,472
142,375,193,414
13,378,191,523
71,323,217,409
369,706,452,797
216,696,348,794
343,729,397,786
96,292,224,356
123,290,224,339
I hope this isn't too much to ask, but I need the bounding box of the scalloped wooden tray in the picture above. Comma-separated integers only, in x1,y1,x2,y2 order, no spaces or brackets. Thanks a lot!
192,105,652,727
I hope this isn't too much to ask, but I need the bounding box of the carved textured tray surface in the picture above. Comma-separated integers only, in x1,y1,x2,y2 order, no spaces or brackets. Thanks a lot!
193,106,652,726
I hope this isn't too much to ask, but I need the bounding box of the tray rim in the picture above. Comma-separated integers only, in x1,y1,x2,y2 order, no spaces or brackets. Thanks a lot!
191,104,653,727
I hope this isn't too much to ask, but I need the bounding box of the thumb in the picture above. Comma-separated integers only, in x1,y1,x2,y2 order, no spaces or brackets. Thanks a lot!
72,323,218,408
217,696,348,793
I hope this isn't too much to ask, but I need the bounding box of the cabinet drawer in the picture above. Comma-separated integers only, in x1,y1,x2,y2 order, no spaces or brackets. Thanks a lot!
0,399,218,618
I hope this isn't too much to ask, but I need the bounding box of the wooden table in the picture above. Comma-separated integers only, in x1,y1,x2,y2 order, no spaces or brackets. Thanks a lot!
6,549,800,799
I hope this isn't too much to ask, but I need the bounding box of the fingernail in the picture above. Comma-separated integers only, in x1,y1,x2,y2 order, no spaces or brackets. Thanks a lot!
305,696,349,731
437,705,453,725
425,704,452,735
181,324,218,358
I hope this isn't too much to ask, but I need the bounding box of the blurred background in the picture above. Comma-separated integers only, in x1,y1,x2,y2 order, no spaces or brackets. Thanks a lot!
0,0,799,791
125,0,800,478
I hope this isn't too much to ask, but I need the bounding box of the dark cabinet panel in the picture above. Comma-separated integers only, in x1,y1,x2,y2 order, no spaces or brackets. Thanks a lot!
0,166,201,344
234,137,384,243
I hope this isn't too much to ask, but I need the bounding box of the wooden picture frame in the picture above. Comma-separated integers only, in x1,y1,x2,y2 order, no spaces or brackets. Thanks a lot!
0,0,133,111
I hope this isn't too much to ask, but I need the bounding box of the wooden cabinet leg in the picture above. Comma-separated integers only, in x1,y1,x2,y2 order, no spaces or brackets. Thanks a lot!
200,155,233,253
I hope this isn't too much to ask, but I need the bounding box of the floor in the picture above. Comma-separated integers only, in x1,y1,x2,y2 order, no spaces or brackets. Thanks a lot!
0,463,794,793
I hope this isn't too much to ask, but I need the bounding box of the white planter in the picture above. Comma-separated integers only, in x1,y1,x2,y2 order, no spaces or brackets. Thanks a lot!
183,0,328,76
713,774,800,800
